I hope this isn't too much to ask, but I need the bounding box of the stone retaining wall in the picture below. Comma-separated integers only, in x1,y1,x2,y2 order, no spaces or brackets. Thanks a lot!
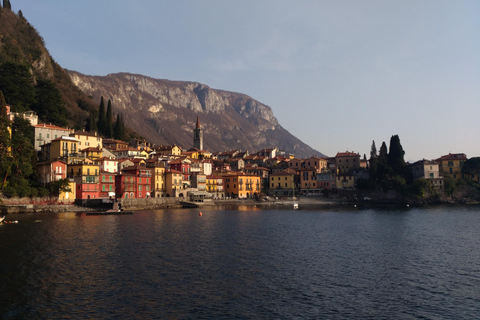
119,197,183,210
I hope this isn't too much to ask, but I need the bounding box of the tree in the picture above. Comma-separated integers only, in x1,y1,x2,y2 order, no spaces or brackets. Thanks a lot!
369,140,377,180
462,157,480,176
32,79,68,126
85,112,97,133
3,0,11,10
105,99,113,138
97,97,107,136
0,62,35,111
114,113,125,141
388,135,406,173
49,178,71,198
0,90,12,189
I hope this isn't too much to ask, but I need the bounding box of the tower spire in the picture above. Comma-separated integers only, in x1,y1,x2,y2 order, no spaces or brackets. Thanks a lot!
196,115,200,129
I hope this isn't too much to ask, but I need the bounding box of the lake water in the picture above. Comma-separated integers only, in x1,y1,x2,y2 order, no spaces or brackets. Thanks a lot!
1,205,480,319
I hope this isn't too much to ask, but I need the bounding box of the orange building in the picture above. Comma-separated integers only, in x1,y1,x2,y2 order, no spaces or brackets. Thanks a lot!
222,172,261,199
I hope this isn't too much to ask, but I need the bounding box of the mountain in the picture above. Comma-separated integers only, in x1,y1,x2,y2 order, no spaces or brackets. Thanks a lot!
0,6,96,122
68,71,324,158
0,4,324,158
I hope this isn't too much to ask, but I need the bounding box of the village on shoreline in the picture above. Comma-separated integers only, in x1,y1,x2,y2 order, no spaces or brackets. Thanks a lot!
2,106,480,216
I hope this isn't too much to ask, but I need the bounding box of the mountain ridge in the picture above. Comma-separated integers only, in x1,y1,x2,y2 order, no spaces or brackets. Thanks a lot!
68,71,325,158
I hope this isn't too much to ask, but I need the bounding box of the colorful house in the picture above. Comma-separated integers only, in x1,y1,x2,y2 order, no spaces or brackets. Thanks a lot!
67,163,100,199
99,171,116,198
223,172,261,199
435,153,467,180
335,151,361,174
165,169,184,197
269,169,297,196
119,165,152,198
34,123,73,151
40,136,82,164
206,175,225,199
300,168,320,195
70,130,103,149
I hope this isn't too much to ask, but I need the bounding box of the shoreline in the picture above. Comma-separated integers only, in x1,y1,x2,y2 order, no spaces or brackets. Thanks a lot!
2,196,478,215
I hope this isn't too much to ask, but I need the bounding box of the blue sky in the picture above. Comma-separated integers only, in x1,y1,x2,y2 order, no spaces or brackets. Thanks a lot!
12,0,480,161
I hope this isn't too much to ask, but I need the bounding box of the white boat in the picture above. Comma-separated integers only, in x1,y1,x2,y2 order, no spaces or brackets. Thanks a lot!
0,216,5,223
293,203,299,209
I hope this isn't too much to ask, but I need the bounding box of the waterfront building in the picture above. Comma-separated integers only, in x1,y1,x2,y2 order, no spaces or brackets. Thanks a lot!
99,171,116,198
165,169,184,197
435,153,467,180
206,175,225,199
409,159,444,191
269,169,297,196
222,172,261,199
119,165,152,198
67,163,100,199
300,168,320,195
146,160,166,198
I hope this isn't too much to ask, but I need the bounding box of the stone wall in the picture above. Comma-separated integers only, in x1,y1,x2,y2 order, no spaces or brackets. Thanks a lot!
119,197,182,210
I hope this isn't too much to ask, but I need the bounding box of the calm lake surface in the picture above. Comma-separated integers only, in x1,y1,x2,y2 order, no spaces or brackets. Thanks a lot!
1,205,480,319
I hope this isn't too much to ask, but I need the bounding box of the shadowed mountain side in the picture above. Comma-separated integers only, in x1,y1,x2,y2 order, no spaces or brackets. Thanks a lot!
68,71,325,158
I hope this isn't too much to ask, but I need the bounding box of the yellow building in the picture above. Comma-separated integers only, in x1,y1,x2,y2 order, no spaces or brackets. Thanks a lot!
156,145,182,157
81,147,103,160
335,151,361,174
269,169,297,196
70,130,103,149
206,175,225,199
58,180,76,202
336,173,355,189
223,172,261,199
165,169,184,197
146,162,166,198
435,153,467,180
40,136,81,164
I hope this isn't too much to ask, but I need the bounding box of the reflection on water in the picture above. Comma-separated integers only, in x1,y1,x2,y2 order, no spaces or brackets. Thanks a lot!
1,206,480,319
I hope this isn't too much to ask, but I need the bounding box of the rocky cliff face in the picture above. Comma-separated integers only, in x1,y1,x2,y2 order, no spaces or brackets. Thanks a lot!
69,71,323,158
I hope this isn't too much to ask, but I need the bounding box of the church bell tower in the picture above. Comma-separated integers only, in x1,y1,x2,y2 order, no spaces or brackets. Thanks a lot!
193,115,203,150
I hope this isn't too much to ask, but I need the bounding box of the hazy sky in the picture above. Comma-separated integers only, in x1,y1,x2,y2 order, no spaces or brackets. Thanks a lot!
12,0,480,161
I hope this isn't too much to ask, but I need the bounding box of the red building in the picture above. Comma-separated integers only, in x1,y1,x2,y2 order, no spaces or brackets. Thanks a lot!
99,171,116,198
168,158,191,182
116,165,152,198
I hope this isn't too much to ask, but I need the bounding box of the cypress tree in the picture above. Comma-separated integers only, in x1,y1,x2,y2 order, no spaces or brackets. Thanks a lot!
369,140,377,180
114,114,125,141
85,112,97,133
388,134,406,173
97,97,107,136
105,99,113,138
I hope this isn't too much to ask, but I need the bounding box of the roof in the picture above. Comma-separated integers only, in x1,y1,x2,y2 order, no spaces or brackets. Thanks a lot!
34,123,71,131
269,169,297,176
72,130,99,137
436,153,467,161
336,151,360,157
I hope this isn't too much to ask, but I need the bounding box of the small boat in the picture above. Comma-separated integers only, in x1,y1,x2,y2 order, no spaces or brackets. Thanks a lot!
0,216,5,223
293,203,299,209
